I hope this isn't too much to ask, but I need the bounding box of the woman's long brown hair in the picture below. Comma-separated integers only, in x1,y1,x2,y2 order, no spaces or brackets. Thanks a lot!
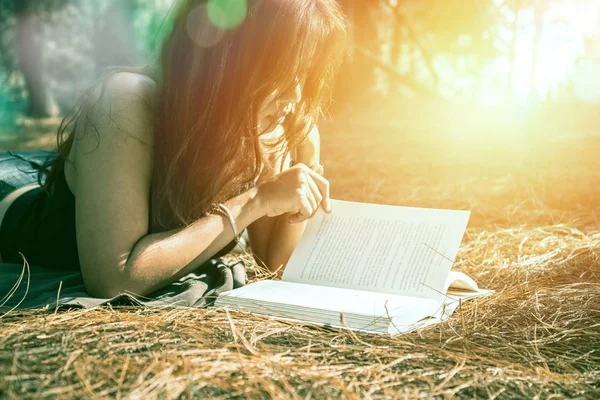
41,0,348,232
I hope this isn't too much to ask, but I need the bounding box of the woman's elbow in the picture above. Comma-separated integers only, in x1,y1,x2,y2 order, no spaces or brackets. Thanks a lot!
80,263,135,299
266,252,293,276
83,276,125,299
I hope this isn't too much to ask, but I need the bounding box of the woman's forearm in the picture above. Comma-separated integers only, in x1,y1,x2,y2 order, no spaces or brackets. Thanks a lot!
247,124,323,275
266,216,307,275
89,187,264,297
247,213,307,275
261,125,320,272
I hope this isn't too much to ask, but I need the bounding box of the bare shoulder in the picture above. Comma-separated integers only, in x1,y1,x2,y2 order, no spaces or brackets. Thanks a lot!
102,71,157,110
66,71,158,191
69,69,159,192
81,71,157,147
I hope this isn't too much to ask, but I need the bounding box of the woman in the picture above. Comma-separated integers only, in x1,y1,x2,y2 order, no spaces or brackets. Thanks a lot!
0,0,348,298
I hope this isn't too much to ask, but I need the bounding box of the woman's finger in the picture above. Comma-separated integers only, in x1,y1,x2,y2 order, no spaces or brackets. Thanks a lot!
305,174,322,209
304,182,318,216
289,188,313,223
302,166,331,213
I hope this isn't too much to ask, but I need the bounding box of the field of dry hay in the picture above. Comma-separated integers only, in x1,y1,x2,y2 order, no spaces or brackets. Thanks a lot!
1,103,599,399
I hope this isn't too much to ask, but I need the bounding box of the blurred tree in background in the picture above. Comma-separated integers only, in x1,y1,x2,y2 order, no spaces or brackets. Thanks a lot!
337,0,600,106
336,0,503,102
0,0,172,129
0,0,598,130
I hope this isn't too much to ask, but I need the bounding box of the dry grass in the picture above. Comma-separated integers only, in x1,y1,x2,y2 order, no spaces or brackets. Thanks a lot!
1,102,599,399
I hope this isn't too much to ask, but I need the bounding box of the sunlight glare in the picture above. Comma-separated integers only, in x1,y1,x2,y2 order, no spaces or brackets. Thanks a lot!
473,0,600,106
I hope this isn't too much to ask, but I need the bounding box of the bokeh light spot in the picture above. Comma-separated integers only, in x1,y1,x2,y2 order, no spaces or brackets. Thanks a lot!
186,5,226,48
207,0,247,30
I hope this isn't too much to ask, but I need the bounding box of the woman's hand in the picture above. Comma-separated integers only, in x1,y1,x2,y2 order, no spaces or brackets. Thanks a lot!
257,163,331,223
257,123,322,186
249,125,326,273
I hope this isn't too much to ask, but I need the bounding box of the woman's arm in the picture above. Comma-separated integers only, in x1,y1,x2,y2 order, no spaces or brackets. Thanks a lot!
72,73,327,297
247,155,307,274
247,124,326,273
71,73,262,297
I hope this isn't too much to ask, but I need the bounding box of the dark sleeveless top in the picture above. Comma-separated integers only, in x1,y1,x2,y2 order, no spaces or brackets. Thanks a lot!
0,168,79,271
0,160,239,272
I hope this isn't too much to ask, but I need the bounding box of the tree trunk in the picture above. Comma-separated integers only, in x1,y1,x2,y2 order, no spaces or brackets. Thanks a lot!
15,1,59,118
333,0,381,105
529,0,545,103
383,1,439,92
390,16,403,68
356,46,438,97
507,0,521,101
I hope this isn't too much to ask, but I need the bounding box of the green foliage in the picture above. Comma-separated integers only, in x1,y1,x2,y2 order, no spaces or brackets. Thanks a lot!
0,83,26,132
408,0,505,76
133,0,178,60
0,0,18,77
0,0,177,124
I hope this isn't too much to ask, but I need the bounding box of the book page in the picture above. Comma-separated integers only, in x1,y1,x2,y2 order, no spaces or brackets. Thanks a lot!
283,200,470,302
445,271,479,292
216,280,441,331
444,270,492,297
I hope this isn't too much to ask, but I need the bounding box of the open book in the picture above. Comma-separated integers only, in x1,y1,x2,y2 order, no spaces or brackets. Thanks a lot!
215,200,490,335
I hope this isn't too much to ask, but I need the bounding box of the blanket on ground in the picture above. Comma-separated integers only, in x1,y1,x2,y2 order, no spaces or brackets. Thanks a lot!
0,258,246,310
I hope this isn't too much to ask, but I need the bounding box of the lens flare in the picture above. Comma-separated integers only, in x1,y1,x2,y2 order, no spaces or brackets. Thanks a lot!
186,5,226,48
207,0,248,30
